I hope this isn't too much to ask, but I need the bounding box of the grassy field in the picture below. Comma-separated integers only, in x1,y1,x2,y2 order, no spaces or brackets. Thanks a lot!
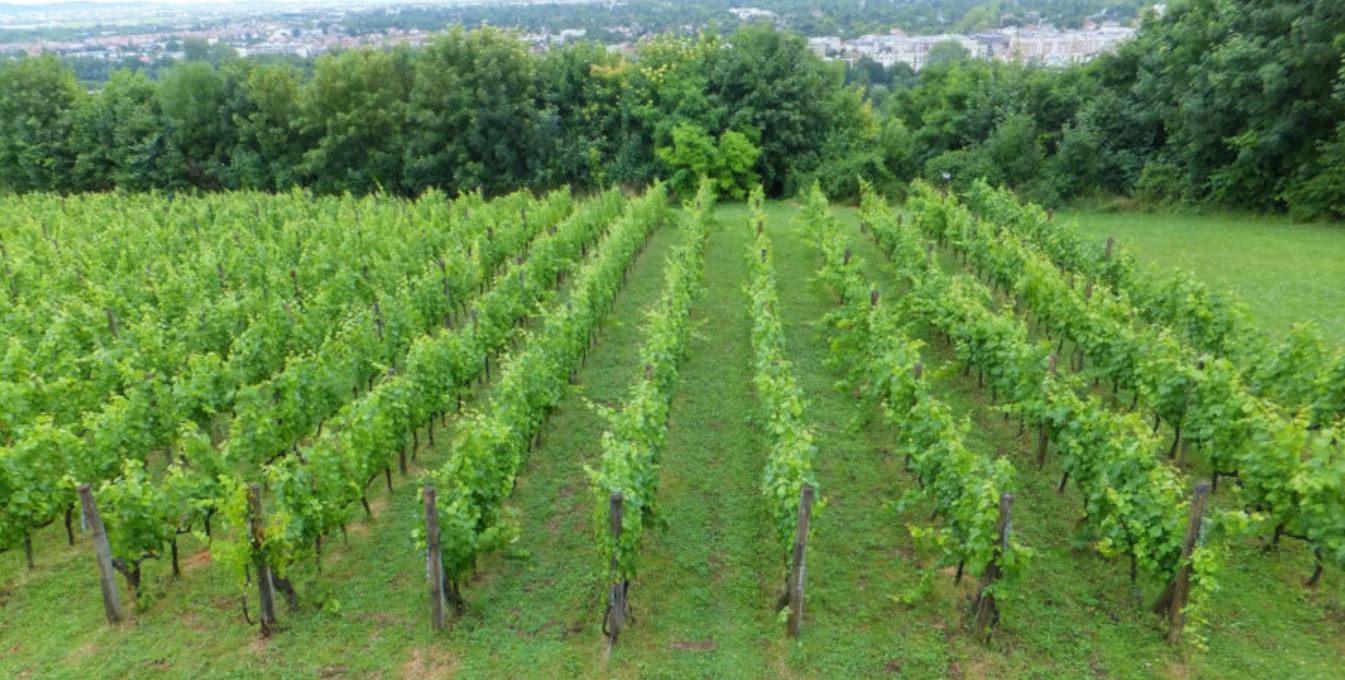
1060,209,1345,345
2,201,1342,678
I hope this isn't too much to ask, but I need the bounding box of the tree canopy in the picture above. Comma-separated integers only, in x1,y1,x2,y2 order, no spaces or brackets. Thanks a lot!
0,10,1342,219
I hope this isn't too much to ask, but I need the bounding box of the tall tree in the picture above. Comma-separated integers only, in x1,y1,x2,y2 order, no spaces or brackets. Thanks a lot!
299,47,414,195
72,69,184,191
705,24,847,195
404,27,539,196
160,60,236,189
536,41,632,190
231,63,308,191
0,56,84,193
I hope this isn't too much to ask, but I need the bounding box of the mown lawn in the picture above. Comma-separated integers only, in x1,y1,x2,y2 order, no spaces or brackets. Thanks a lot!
2,200,1341,679
1060,209,1345,345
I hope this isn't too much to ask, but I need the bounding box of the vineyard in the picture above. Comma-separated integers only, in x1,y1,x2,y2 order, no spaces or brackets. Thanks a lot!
1,181,1342,679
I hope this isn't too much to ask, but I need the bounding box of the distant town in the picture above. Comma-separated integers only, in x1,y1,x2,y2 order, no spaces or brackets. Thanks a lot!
0,2,1146,73
808,22,1136,71
0,21,590,63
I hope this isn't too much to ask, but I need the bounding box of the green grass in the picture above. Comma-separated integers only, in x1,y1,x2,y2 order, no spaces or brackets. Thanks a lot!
1059,209,1345,345
2,201,1342,679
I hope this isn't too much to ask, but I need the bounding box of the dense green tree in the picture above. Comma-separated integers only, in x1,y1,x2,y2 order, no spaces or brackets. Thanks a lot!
0,56,84,192
705,24,848,194
1041,121,1105,200
926,40,973,68
803,84,893,199
923,147,1000,192
983,113,1043,189
891,60,999,165
0,14,1340,222
879,116,918,182
535,41,632,190
1118,0,1345,210
1282,121,1345,221
230,64,308,190
627,33,722,170
160,61,236,188
299,47,413,195
72,69,183,191
404,28,539,196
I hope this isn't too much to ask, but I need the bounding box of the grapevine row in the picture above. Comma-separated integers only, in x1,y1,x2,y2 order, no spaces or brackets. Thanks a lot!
745,187,820,584
962,180,1344,427
588,178,715,640
802,182,1021,637
93,190,621,596
861,180,1223,642
916,180,1345,580
1,190,478,437
1,190,571,567
423,184,670,610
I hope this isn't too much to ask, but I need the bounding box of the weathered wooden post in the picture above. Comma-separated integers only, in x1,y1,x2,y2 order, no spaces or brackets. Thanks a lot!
1153,482,1212,644
247,483,278,635
787,484,816,639
424,487,447,631
77,484,123,625
973,493,1014,640
1104,236,1114,260
605,492,627,645
1036,354,1058,469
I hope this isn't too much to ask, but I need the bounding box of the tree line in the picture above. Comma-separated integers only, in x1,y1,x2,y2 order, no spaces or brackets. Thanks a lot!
1,1,1342,220
889,0,1345,221
0,26,864,201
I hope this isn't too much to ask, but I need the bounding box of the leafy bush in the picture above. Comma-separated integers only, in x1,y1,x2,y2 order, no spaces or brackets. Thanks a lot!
922,148,999,193
655,123,760,200
1283,125,1345,222
1134,160,1187,206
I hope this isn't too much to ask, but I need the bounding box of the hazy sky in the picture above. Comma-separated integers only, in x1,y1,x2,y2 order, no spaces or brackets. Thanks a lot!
0,0,504,4
2,0,315,4
0,0,451,5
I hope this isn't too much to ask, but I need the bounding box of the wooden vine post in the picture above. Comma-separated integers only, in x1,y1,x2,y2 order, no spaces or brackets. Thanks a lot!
424,486,448,631
1036,354,1058,468
605,492,627,645
787,484,816,639
247,483,278,636
973,493,1014,640
1153,481,1212,644
77,484,123,625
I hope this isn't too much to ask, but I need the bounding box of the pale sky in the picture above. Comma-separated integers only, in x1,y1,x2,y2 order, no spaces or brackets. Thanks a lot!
0,0,504,4
1,1,315,4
